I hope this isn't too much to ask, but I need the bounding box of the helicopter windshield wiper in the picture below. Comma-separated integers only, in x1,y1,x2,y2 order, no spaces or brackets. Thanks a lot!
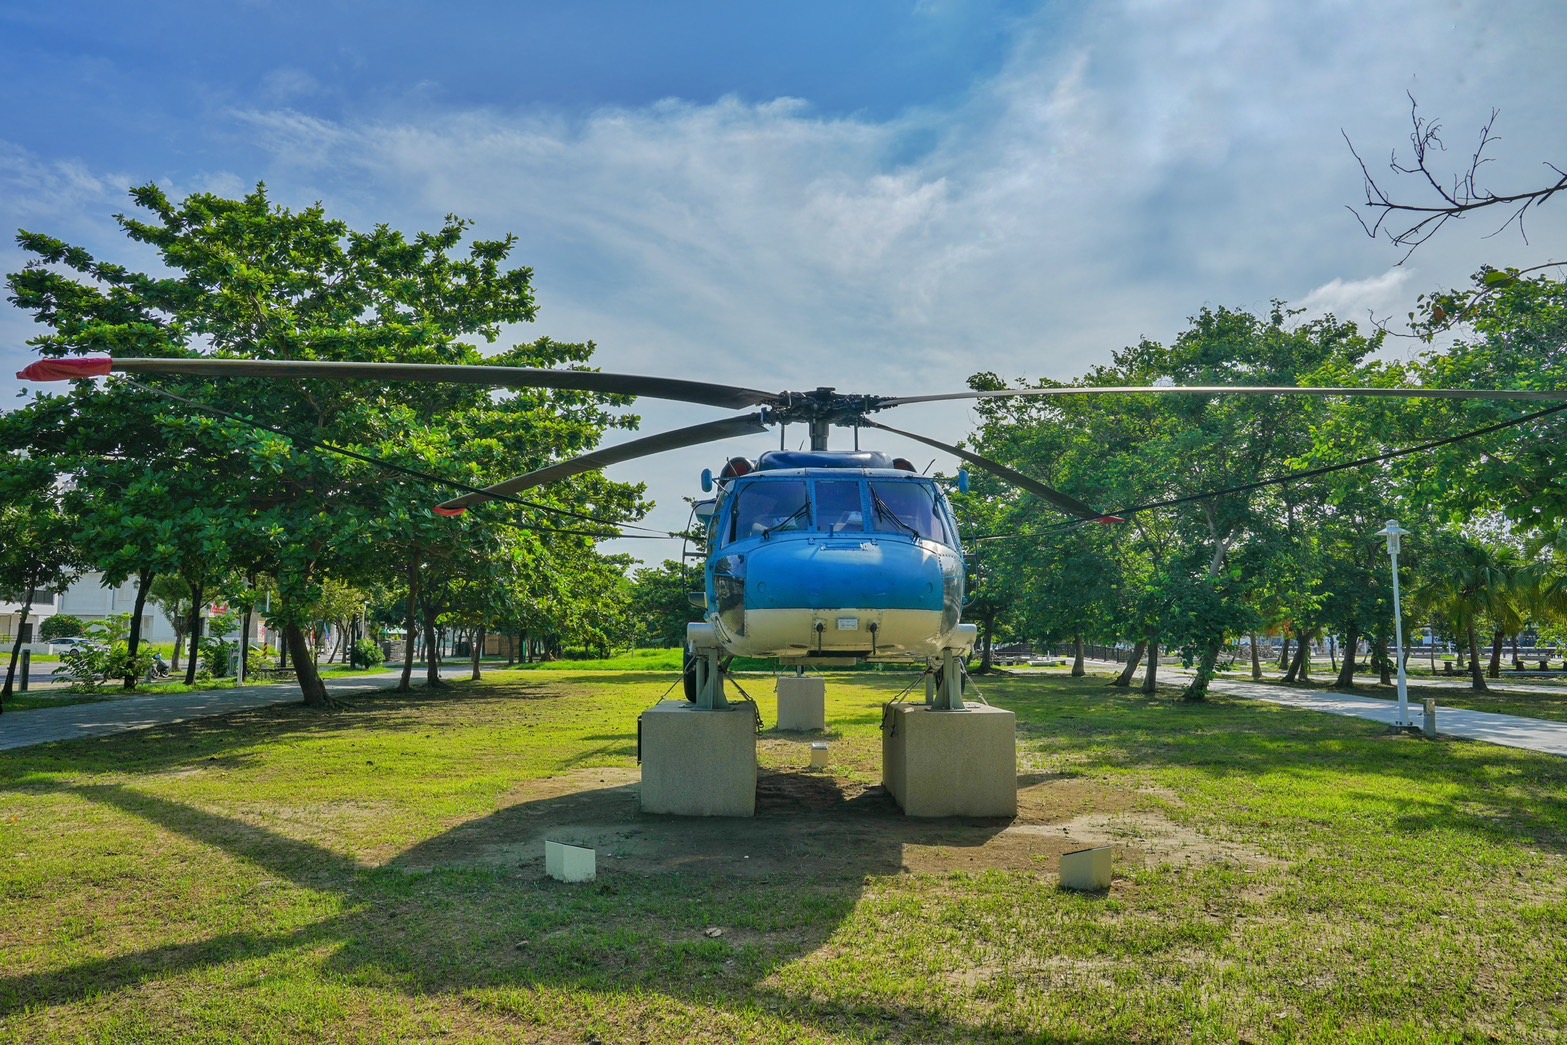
871,490,922,539
762,498,812,540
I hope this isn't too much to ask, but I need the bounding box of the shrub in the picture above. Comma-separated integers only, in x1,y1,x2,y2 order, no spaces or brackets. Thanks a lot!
201,637,235,677
40,614,84,641
353,638,386,668
51,615,151,689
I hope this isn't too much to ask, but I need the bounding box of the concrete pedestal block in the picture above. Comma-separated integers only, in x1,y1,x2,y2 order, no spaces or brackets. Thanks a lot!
776,676,827,731
881,703,1017,818
639,700,757,816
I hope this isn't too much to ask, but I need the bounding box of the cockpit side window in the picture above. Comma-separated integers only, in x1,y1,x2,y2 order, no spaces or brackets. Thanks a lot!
731,480,810,540
869,481,951,543
813,480,865,533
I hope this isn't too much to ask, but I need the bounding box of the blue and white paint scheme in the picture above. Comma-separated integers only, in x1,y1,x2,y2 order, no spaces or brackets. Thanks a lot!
685,450,977,701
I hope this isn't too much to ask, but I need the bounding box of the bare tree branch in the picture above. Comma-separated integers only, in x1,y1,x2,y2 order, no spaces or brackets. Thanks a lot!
1345,95,1567,263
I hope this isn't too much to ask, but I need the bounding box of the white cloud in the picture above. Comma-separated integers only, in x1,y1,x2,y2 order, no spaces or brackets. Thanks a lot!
1298,269,1415,326
259,66,320,104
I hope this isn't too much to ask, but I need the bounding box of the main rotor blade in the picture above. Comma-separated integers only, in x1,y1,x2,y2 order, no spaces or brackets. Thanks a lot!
435,412,770,514
879,385,1567,408
16,356,777,411
864,419,1120,523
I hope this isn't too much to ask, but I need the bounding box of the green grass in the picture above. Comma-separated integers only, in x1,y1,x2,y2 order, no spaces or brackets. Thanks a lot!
2,667,1565,1042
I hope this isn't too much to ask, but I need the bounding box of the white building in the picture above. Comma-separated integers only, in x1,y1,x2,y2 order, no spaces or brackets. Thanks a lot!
3,573,264,650
0,589,58,645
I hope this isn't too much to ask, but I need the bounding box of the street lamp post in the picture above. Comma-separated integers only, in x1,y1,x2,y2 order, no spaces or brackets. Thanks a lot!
1377,520,1413,728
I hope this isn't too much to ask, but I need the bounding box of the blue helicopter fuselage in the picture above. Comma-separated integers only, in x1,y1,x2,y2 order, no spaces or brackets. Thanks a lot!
699,450,967,665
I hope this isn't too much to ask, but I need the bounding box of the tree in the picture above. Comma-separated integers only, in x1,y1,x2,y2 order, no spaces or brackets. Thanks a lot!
627,560,703,649
1346,97,1566,260
39,614,83,640
10,183,647,705
0,452,85,709
964,305,1382,700
149,575,194,671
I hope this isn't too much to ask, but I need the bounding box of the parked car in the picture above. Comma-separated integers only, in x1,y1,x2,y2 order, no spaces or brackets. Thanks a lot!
47,637,100,652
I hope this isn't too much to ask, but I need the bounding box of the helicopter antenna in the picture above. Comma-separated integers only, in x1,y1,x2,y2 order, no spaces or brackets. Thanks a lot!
922,459,936,475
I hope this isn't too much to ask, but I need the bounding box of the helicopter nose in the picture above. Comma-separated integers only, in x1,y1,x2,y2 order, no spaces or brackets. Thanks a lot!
744,538,944,612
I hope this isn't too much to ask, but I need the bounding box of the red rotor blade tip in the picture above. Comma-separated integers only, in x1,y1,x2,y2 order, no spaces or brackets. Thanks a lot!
1095,515,1126,525
16,357,114,381
432,506,467,518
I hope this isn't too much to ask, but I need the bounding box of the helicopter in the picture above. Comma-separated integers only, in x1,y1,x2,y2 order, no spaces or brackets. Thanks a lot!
19,354,1567,714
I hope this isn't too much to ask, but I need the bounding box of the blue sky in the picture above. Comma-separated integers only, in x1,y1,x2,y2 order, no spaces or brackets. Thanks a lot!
4,1,1565,557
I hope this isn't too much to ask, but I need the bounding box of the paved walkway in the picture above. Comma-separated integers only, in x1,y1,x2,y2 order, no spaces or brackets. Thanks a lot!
1084,659,1567,758
0,666,460,752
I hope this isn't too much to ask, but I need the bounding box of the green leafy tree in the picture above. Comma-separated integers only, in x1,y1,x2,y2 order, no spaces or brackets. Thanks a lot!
10,183,646,704
0,451,86,708
39,614,83,640
627,559,703,649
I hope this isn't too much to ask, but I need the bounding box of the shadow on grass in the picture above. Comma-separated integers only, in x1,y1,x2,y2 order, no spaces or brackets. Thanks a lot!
0,765,1061,1042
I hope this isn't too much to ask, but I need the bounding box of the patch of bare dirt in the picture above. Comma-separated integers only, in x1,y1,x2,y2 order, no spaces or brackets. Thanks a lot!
393,766,1275,881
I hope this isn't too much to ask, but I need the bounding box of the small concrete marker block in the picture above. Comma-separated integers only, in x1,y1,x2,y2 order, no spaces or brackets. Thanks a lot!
1423,698,1438,739
810,741,829,769
545,840,596,883
776,675,827,731
1059,846,1112,891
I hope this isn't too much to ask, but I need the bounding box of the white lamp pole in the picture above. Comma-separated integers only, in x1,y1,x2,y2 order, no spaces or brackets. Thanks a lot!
1377,520,1412,728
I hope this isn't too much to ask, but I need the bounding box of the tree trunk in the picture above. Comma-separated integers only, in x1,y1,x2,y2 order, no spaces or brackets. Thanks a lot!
1466,621,1489,692
1249,631,1263,681
1111,640,1146,687
1278,634,1291,670
1071,635,1085,677
1376,634,1391,685
1298,630,1312,681
239,601,253,683
1328,635,1338,673
123,566,155,690
1283,637,1307,684
423,600,445,687
1,581,37,706
1487,631,1504,679
284,621,330,706
1182,638,1220,701
171,615,187,671
471,627,484,681
399,557,418,692
1334,623,1360,689
979,615,995,673
1140,634,1159,694
184,582,205,686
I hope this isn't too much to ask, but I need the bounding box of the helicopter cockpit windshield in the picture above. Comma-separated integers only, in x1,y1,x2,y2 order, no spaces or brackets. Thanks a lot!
732,480,809,539
870,480,952,543
724,476,955,546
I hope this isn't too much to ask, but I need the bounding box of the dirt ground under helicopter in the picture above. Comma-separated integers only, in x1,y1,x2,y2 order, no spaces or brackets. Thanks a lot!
396,744,1276,884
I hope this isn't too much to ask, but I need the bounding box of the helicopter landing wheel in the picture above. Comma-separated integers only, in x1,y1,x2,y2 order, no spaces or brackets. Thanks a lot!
682,647,697,701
